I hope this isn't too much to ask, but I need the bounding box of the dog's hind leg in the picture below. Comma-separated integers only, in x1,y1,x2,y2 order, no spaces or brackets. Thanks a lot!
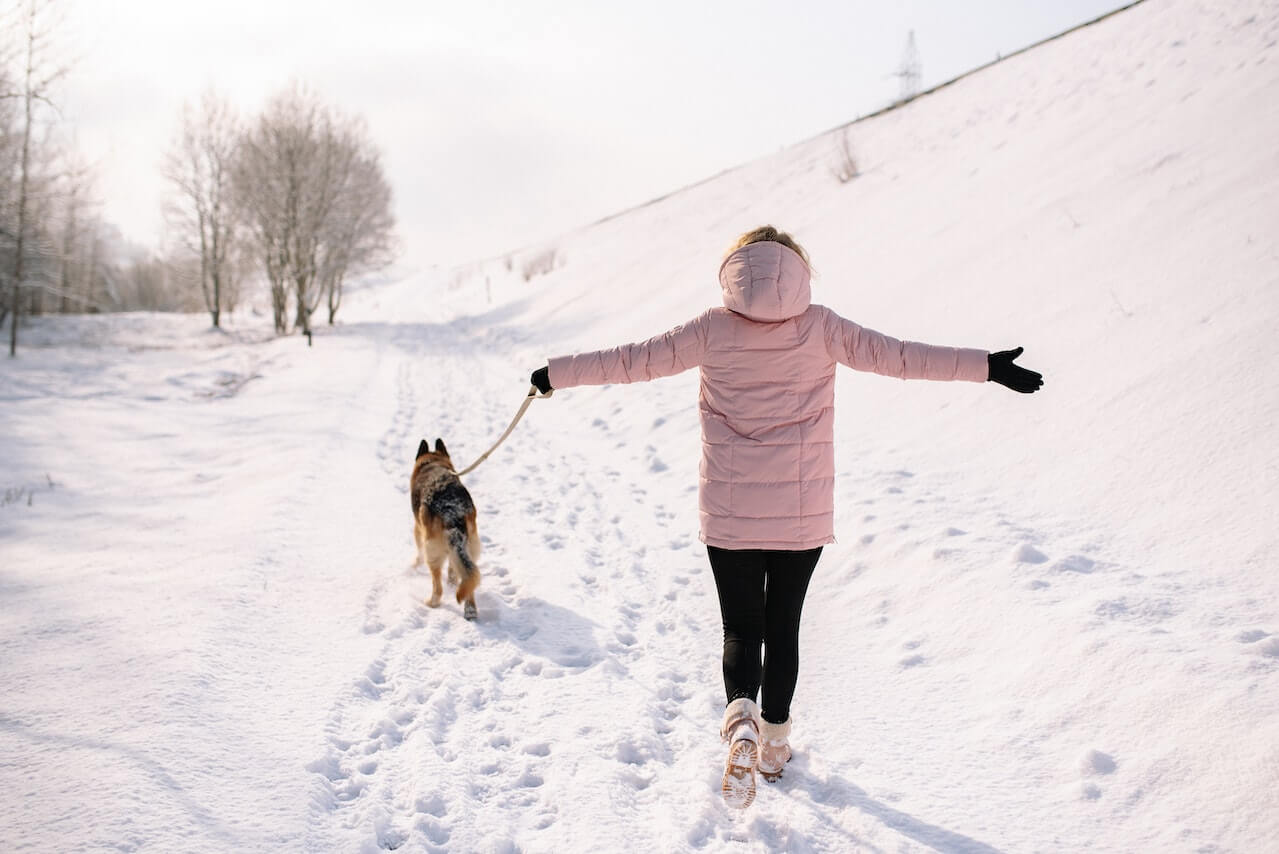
424,536,448,608
412,523,425,567
457,575,480,622
451,520,482,621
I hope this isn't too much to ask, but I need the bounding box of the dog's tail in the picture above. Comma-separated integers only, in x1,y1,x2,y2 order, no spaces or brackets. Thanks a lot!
447,522,480,604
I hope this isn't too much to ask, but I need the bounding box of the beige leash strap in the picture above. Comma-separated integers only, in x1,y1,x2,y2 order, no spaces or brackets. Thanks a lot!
456,385,552,477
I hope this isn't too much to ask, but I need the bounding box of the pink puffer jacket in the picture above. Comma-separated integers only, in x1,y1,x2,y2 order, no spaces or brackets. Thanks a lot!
547,241,989,550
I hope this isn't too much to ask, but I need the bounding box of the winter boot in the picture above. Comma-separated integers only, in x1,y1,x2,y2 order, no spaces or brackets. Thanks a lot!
719,697,760,808
757,717,792,782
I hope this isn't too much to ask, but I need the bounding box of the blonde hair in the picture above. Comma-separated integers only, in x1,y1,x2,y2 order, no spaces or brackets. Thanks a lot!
727,225,812,269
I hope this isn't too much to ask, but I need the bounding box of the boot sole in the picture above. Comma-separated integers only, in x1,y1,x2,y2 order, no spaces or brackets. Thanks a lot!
721,739,758,809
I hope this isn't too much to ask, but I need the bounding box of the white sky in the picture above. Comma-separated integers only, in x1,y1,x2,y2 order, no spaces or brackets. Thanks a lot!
54,0,1131,271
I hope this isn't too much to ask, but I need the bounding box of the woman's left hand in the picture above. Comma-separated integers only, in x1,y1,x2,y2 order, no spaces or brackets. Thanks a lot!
987,347,1043,393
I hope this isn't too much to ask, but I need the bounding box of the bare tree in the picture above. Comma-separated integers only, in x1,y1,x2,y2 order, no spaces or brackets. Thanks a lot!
51,151,97,313
81,213,102,311
3,0,68,356
290,107,348,334
234,84,395,336
57,162,82,311
234,84,320,334
163,89,241,328
831,126,860,184
319,126,395,324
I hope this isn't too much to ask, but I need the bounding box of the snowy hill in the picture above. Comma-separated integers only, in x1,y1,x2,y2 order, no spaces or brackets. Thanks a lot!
3,0,1278,851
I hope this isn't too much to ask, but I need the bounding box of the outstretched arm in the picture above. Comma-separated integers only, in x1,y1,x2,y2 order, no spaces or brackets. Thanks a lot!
535,310,711,392
820,307,990,383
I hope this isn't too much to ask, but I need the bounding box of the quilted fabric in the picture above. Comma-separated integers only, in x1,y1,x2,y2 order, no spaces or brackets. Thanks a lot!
548,241,988,549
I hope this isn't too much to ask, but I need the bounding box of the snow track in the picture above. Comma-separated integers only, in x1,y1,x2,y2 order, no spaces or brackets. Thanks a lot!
304,324,734,851
292,303,1054,852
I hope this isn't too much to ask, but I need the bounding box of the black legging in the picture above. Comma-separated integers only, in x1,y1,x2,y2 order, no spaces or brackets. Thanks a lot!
707,545,822,725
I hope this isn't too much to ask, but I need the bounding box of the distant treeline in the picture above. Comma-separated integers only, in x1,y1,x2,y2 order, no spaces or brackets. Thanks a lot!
1,0,397,355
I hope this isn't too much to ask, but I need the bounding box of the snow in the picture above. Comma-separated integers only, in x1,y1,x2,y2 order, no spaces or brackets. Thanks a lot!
3,0,1278,851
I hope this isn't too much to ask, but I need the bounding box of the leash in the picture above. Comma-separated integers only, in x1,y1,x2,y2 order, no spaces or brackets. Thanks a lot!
456,385,552,477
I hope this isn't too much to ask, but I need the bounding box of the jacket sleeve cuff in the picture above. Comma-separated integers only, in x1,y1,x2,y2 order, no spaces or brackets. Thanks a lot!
546,356,574,390
958,348,989,382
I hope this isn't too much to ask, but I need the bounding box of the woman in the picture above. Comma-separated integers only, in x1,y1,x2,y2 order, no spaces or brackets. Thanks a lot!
529,226,1042,808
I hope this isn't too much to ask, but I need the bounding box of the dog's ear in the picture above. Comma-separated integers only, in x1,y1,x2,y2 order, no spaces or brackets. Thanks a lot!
434,438,449,457
416,439,430,460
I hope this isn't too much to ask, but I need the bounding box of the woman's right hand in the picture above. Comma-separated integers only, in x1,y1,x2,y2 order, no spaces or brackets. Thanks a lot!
531,366,553,394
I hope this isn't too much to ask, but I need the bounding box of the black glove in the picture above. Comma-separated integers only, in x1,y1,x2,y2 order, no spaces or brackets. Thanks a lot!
531,366,553,395
987,347,1043,393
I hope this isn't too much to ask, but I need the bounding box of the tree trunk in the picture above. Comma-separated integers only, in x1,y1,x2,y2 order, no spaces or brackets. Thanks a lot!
10,32,35,357
326,261,348,325
60,200,75,314
85,228,99,312
272,285,286,333
294,274,311,335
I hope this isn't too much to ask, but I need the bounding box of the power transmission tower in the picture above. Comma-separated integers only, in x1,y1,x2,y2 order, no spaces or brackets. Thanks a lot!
895,30,922,101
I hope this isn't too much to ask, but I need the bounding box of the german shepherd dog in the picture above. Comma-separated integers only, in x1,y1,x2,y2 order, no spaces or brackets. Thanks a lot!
411,439,481,620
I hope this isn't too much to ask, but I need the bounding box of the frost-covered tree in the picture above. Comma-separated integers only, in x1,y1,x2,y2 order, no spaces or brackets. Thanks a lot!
319,127,395,325
163,90,241,328
234,84,396,336
2,0,67,355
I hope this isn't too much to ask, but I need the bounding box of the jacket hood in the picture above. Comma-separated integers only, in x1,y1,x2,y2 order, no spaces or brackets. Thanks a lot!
718,241,812,322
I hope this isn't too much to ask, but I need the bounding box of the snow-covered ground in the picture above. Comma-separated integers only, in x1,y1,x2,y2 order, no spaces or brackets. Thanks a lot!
3,0,1278,851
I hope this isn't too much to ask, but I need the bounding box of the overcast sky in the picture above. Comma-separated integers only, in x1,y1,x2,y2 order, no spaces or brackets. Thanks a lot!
55,0,1131,271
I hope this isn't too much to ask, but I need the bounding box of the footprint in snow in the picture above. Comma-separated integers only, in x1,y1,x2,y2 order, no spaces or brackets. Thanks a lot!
1013,543,1049,564
1053,554,1097,574
1080,749,1117,776
414,793,447,818
517,770,545,788
1253,638,1279,659
1079,749,1116,800
375,820,409,850
414,816,451,846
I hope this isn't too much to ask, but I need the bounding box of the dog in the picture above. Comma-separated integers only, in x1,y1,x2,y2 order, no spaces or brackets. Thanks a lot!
410,438,482,620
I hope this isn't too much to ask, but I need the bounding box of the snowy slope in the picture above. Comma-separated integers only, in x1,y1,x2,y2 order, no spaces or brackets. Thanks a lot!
3,0,1278,852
